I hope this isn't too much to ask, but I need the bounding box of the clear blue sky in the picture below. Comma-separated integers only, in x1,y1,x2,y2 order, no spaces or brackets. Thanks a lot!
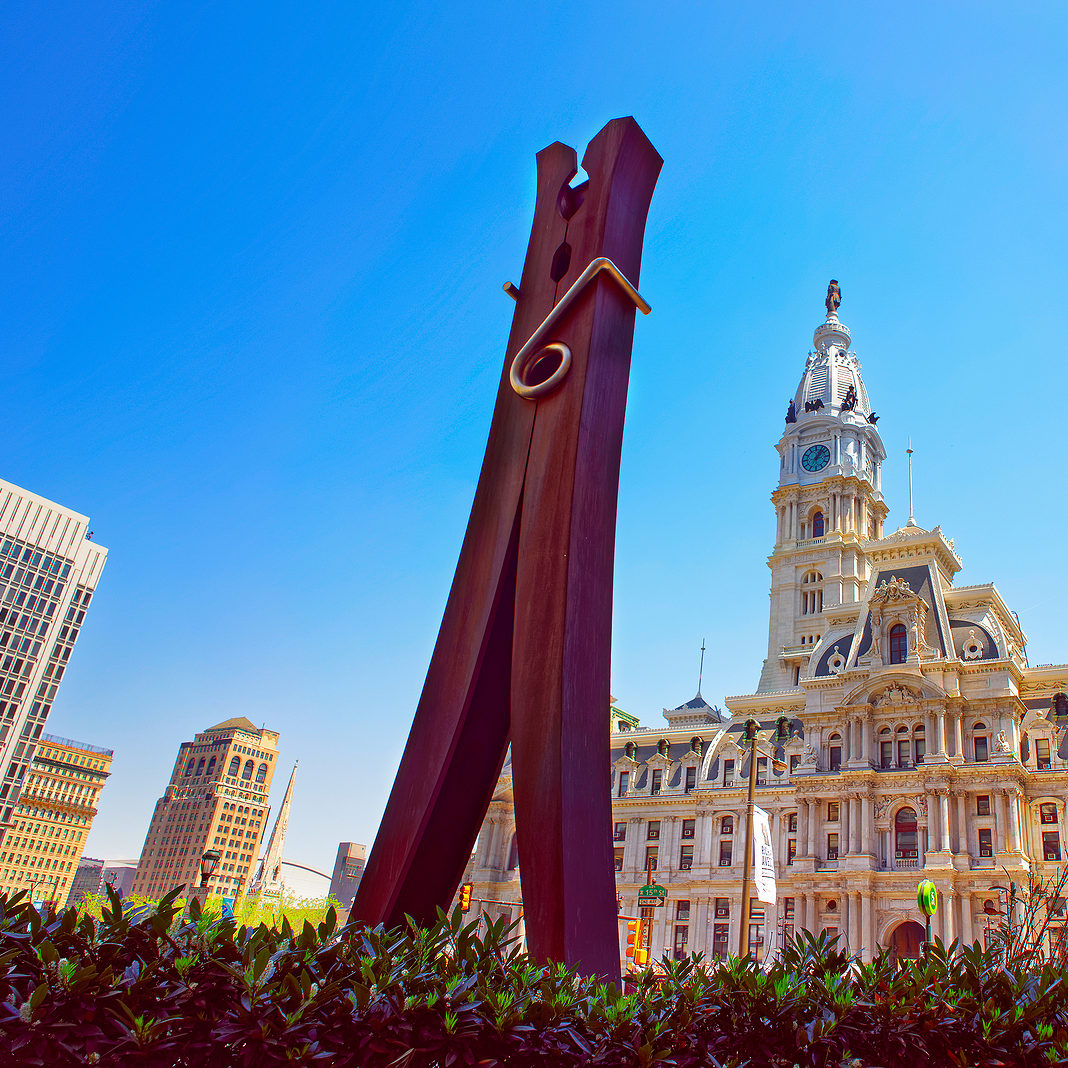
3,3,1065,871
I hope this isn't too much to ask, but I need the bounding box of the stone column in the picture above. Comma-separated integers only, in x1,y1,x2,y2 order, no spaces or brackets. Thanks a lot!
936,711,947,758
939,884,956,944
926,712,937,755
861,891,873,961
927,793,940,852
960,894,973,948
861,714,870,766
940,792,951,853
994,792,1007,854
851,797,861,854
956,794,967,854
861,796,872,856
808,799,818,858
798,800,809,858
626,817,643,873
953,713,964,760
693,897,709,955
482,817,500,868
841,799,850,855
1008,791,1021,853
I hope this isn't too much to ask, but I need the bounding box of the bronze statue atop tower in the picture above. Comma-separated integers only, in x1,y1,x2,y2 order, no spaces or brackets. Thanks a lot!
825,279,841,317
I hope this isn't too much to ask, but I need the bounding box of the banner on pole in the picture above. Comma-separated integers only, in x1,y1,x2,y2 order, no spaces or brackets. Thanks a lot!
753,806,777,904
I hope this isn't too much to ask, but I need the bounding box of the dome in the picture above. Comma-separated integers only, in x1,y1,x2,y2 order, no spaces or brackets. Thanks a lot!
791,313,872,419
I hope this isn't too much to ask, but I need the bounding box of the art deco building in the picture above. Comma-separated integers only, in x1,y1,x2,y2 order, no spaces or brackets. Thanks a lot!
130,717,278,900
0,733,113,906
463,290,1068,965
0,480,107,835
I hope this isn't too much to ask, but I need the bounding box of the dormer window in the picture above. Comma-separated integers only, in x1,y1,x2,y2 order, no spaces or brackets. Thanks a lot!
650,768,663,795
1037,739,1052,770
624,741,636,759
889,624,908,664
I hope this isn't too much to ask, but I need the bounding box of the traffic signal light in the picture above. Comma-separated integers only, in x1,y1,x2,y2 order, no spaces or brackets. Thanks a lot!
459,883,473,912
626,918,643,959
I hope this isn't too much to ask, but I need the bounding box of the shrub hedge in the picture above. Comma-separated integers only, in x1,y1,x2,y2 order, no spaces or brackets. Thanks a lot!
2,885,1067,1067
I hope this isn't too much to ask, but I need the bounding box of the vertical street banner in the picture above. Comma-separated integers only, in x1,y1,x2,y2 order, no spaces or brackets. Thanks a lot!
753,806,777,904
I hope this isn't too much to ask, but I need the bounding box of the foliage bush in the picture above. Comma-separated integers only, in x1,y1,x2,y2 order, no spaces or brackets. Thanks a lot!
75,890,341,934
2,885,1068,1067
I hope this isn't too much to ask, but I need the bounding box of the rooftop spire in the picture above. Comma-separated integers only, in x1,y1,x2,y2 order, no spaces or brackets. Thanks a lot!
249,761,298,898
906,439,917,527
697,638,706,696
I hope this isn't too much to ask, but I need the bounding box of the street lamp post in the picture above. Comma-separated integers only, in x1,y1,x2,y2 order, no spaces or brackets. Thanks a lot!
738,720,759,958
193,849,222,912
738,717,792,958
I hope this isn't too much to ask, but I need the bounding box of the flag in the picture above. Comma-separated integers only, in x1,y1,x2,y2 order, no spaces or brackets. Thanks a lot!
752,806,777,904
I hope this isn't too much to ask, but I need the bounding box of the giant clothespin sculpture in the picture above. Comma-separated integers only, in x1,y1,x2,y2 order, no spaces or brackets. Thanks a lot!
352,118,661,982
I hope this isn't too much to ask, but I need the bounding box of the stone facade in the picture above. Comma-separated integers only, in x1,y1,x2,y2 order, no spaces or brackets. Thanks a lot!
462,294,1068,966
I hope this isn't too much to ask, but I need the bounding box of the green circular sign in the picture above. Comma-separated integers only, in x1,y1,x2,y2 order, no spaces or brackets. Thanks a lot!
917,881,938,917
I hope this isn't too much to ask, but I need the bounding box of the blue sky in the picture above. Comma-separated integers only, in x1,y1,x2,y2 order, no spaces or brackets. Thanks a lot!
2,3,1066,871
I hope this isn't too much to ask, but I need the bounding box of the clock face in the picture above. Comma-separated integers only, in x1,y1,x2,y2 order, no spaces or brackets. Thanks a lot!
801,444,831,472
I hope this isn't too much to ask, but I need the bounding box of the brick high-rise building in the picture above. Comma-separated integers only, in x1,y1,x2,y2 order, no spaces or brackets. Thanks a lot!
0,733,113,906
131,718,278,900
0,479,107,834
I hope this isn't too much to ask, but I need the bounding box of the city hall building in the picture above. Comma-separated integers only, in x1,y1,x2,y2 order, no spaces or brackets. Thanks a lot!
462,290,1068,964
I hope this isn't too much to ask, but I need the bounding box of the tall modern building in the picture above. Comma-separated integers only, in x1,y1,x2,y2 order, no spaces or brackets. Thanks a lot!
131,718,278,900
0,479,107,835
0,733,113,905
463,286,1068,965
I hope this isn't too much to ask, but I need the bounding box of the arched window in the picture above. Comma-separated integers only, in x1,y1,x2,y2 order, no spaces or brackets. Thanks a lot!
828,732,842,771
889,624,908,664
255,763,267,784
690,736,703,755
206,756,216,777
228,756,240,777
895,807,918,861
195,758,205,776
879,726,893,768
241,760,254,780
1055,694,1068,718
812,511,825,538
657,738,670,757
973,723,989,762
184,758,195,776
801,570,824,615
624,741,636,759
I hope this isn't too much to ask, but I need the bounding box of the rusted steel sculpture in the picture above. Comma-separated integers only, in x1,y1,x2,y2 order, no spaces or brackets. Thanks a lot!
353,118,661,982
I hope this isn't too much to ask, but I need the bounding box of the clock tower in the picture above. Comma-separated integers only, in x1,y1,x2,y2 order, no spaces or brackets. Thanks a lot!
756,284,888,693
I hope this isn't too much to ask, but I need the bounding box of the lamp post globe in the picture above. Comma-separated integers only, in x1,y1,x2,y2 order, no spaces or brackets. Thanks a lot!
200,849,222,888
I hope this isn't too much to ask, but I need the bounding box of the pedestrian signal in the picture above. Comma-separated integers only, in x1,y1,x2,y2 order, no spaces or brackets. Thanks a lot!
459,883,473,912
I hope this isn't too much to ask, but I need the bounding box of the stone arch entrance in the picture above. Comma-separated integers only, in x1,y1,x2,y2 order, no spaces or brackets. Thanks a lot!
889,920,926,961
